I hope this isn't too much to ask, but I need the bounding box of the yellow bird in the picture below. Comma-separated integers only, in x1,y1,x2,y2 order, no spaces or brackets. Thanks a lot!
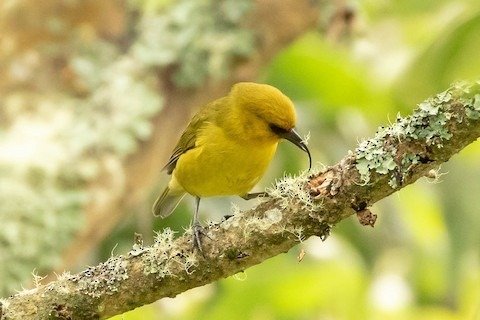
153,82,311,249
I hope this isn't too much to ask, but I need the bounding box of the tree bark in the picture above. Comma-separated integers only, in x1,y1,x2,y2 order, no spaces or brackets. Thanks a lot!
2,81,479,319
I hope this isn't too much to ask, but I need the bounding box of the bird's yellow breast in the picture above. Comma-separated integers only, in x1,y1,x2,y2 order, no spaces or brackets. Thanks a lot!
172,123,278,197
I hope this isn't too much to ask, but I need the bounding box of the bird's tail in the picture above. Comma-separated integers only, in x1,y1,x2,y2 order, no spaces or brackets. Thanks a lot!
152,186,186,218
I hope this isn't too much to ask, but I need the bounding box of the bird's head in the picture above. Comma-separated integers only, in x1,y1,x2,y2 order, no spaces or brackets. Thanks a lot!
229,82,311,169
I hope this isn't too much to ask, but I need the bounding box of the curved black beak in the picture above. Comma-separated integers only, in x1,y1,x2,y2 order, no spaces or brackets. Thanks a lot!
280,128,312,170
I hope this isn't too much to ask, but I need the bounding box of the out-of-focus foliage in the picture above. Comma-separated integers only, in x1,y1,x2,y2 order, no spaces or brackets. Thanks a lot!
266,33,394,125
0,0,254,296
396,13,480,106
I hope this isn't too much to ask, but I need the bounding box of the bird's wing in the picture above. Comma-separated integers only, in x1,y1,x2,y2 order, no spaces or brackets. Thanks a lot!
162,99,223,174
162,132,197,174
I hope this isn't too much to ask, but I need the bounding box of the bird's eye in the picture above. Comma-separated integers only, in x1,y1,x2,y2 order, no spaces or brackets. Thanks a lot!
269,123,290,135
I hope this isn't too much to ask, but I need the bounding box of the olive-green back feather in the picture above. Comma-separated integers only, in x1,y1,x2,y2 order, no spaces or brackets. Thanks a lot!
163,97,226,174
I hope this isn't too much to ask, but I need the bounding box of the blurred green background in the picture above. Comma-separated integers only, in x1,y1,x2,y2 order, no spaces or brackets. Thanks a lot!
1,0,480,319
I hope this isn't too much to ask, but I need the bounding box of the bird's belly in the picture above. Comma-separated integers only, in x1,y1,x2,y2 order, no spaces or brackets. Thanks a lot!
174,141,277,197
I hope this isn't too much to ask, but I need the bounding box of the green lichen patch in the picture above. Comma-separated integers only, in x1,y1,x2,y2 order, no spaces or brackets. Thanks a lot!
465,93,480,119
355,81,480,188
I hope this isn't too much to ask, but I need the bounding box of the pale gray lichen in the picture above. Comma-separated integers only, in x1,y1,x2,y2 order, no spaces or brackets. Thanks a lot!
183,252,198,275
355,81,480,188
267,170,323,212
31,270,46,288
142,250,173,277
153,228,176,251
71,256,129,298
56,271,73,282
426,166,449,184
241,208,283,238
129,242,148,257
218,203,242,231
285,225,306,242
264,208,283,225
142,229,196,277
141,228,178,277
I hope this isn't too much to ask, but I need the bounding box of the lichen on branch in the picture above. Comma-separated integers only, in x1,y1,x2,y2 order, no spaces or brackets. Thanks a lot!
355,81,480,188
2,81,480,320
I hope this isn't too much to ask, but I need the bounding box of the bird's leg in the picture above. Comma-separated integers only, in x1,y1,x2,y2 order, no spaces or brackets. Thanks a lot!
193,196,204,252
241,192,269,200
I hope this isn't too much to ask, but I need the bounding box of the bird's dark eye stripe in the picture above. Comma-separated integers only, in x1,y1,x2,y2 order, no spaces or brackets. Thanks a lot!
269,123,290,135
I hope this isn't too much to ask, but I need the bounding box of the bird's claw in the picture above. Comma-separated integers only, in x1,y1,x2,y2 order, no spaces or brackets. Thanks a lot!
242,192,269,200
192,222,208,253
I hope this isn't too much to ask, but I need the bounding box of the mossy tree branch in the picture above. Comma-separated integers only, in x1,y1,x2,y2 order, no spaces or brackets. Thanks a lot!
2,82,480,319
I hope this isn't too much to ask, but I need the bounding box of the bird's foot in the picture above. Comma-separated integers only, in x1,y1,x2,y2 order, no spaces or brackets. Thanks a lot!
242,192,269,200
192,222,207,253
